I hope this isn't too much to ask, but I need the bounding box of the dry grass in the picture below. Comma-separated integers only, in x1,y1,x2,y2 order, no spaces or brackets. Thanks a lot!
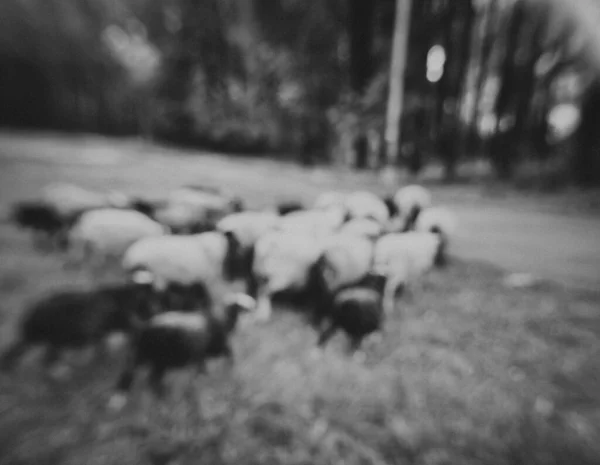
0,132,599,465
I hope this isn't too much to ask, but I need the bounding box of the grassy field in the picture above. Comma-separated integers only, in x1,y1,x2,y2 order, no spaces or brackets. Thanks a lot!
0,133,599,465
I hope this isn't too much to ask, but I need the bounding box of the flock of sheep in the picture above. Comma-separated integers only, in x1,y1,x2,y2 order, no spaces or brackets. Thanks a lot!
2,181,457,412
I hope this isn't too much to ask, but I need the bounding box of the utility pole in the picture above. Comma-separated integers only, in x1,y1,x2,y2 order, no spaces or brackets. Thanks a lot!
384,0,413,171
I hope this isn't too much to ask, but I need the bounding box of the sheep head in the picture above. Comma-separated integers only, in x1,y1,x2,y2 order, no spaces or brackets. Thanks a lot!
222,293,257,331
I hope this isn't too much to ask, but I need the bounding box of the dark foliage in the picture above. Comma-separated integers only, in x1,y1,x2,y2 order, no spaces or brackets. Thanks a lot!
0,0,598,185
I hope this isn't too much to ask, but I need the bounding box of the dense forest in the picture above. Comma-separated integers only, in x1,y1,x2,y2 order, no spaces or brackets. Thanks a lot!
1,0,599,186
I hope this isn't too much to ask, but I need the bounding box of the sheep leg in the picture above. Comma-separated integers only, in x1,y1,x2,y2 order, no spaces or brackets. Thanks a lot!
255,284,273,322
190,362,208,423
383,276,403,315
365,330,384,347
149,367,167,399
309,298,330,329
91,337,112,365
54,227,70,252
434,249,447,268
100,253,120,278
88,249,108,279
63,244,84,270
246,271,259,299
43,347,69,380
317,322,337,349
197,358,207,375
148,291,164,316
33,232,52,253
108,349,143,412
348,337,366,363
0,340,29,372
114,366,136,394
64,239,94,271
152,289,168,313
36,231,54,253
383,280,397,315
190,283,211,310
222,344,234,368
42,346,60,367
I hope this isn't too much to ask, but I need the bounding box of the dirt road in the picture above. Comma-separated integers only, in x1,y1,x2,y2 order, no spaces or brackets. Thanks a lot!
450,205,600,291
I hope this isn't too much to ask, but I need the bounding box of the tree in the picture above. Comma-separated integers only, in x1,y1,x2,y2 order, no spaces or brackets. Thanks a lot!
574,80,600,185
489,0,529,180
435,0,476,181
384,0,413,171
467,0,500,156
348,0,377,169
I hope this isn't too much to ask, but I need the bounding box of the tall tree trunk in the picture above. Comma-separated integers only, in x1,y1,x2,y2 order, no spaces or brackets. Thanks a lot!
236,0,259,87
404,0,432,176
574,80,600,186
348,0,376,169
461,1,487,156
436,0,475,181
348,0,375,93
491,0,527,180
468,0,499,156
384,0,413,170
462,4,485,133
510,12,545,164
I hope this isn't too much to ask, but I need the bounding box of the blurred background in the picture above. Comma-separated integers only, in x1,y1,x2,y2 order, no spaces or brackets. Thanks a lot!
1,0,599,188
1,2,600,465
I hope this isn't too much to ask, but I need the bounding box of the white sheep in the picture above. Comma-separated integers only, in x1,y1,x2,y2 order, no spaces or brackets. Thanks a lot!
251,230,327,322
215,210,281,280
153,202,206,235
373,231,443,314
66,208,168,272
344,190,390,225
392,184,433,232
414,206,457,265
168,186,243,217
309,233,375,325
157,187,243,234
42,183,130,221
216,210,280,250
316,234,375,294
313,191,347,211
121,231,234,309
415,206,458,235
338,217,384,240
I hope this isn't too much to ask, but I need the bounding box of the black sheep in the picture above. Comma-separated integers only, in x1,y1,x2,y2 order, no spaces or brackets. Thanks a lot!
11,201,68,250
108,293,256,410
313,271,387,355
0,284,155,374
